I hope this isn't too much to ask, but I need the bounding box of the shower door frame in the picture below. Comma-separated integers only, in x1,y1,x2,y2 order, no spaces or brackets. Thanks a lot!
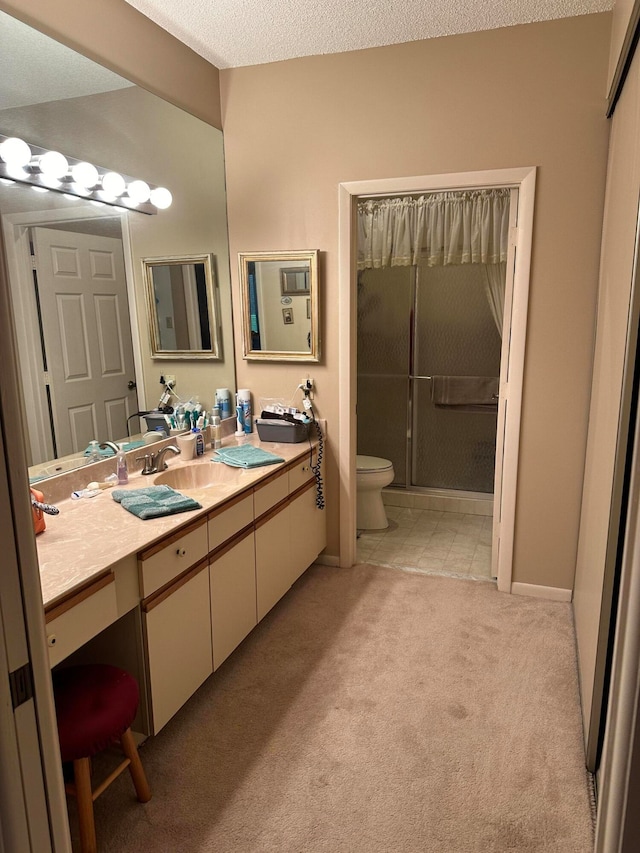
338,167,537,593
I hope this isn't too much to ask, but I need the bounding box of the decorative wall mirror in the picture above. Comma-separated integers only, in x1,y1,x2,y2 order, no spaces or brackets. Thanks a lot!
239,250,320,361
143,254,220,359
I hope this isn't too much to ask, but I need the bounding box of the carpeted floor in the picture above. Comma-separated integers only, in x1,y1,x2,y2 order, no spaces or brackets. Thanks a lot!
86,564,593,852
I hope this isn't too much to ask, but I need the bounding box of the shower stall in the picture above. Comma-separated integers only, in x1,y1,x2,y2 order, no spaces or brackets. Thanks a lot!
356,189,510,502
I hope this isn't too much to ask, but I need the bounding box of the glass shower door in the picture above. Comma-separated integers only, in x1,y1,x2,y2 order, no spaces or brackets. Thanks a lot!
411,263,501,493
357,266,413,485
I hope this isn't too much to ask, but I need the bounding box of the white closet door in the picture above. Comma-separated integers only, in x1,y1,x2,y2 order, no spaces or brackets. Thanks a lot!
32,226,137,456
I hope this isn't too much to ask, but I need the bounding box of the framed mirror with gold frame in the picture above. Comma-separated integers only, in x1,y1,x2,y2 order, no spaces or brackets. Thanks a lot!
239,250,320,361
143,253,221,359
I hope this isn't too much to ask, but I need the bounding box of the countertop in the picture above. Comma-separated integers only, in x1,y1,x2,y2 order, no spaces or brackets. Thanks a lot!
36,433,318,610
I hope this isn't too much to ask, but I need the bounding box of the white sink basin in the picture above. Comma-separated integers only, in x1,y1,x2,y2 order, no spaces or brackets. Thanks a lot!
153,462,235,490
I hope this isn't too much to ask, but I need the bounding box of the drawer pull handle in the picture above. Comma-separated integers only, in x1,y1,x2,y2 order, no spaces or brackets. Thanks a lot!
177,547,187,557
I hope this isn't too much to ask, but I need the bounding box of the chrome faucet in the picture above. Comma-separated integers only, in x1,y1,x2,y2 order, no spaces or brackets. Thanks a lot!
99,440,120,455
136,444,181,475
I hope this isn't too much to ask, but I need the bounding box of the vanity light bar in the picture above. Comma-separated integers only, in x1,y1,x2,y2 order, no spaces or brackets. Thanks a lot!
0,134,172,214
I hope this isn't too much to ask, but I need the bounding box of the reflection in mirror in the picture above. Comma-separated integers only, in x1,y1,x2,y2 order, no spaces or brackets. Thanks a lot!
239,250,320,362
143,255,220,358
0,11,236,480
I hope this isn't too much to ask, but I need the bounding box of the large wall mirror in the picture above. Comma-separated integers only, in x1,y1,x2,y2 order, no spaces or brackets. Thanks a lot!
239,250,320,361
0,11,236,480
143,254,221,358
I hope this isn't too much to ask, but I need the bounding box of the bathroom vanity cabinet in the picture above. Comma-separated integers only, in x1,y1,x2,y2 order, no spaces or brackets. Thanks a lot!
42,442,325,736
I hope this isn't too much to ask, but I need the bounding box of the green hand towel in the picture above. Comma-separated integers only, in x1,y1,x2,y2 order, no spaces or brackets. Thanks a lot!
213,445,285,469
112,485,201,520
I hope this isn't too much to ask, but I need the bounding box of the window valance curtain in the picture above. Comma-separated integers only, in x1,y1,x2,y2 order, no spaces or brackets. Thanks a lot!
357,189,510,270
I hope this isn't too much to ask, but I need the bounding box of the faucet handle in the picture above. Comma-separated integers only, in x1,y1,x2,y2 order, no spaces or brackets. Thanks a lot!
135,453,156,475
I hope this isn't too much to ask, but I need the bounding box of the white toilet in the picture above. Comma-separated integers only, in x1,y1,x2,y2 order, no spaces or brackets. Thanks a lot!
356,455,395,530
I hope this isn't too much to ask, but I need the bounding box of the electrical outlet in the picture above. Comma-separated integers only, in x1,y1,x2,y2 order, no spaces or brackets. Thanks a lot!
301,377,313,392
163,374,176,388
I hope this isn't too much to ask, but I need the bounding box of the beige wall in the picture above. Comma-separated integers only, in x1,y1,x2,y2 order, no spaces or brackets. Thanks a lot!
0,0,221,128
221,14,612,579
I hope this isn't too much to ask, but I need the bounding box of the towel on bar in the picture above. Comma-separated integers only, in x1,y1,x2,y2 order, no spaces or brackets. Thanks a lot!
112,485,201,519
213,445,285,469
430,376,499,413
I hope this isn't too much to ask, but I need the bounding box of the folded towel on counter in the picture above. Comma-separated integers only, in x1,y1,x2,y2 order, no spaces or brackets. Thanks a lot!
213,445,285,469
112,485,201,519
430,375,499,413
84,439,145,457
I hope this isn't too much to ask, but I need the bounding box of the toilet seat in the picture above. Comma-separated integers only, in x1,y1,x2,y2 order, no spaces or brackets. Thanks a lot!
356,455,393,474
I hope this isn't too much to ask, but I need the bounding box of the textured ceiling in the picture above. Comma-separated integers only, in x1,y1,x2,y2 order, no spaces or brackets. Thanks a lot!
124,0,613,69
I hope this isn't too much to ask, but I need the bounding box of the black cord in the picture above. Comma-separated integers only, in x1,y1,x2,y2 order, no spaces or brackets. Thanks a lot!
308,418,325,510
126,411,152,437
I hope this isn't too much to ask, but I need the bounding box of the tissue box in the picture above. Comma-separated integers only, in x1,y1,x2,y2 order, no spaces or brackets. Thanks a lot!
256,419,310,443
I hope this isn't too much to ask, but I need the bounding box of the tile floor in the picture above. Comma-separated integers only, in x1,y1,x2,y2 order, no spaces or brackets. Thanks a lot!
357,505,494,581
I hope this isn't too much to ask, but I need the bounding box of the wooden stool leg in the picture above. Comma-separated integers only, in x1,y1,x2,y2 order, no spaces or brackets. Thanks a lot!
120,728,151,803
73,757,97,853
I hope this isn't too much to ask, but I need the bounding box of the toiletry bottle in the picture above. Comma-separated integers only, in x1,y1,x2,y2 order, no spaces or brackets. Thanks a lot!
211,416,222,450
194,428,205,456
87,440,101,463
237,388,253,434
116,443,129,485
216,388,232,420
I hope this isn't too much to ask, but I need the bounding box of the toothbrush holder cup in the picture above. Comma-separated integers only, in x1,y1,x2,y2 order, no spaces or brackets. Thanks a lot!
176,433,196,460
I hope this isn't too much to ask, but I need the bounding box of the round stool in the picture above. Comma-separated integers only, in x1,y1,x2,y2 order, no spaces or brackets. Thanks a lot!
53,664,151,853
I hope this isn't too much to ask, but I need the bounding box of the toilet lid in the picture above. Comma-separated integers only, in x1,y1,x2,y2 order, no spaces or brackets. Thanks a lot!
356,455,394,473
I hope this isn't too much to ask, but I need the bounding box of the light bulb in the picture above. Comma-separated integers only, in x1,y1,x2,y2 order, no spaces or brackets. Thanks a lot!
150,186,172,209
38,150,69,179
127,179,150,204
0,137,31,168
101,171,126,197
71,161,99,189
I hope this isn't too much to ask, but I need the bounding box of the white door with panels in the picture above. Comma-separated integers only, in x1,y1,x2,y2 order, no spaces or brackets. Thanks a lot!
32,226,137,457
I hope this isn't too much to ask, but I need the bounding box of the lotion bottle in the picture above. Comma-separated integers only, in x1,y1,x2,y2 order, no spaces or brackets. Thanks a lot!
116,443,129,485
211,415,222,450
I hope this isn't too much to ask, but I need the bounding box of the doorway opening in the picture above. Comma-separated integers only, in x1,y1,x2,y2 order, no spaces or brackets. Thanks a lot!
338,168,537,593
356,251,503,579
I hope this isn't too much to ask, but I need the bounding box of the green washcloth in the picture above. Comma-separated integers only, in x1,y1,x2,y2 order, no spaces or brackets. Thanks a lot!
112,485,201,520
213,445,285,469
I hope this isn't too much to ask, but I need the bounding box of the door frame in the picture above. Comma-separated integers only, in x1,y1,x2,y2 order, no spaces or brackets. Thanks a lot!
2,206,146,465
338,167,536,592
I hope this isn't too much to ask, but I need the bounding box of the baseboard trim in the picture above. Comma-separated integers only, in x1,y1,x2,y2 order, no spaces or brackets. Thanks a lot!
511,582,572,602
315,554,340,567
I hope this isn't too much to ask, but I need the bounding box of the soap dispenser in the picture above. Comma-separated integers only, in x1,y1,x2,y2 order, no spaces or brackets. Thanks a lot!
116,443,129,485
87,440,101,464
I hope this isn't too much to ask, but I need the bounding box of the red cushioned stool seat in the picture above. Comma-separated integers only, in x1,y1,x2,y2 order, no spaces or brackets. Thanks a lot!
52,664,151,853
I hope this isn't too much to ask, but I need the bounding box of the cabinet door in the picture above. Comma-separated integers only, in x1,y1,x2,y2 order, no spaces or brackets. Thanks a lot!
143,561,212,733
289,481,326,584
210,529,257,670
255,504,291,621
